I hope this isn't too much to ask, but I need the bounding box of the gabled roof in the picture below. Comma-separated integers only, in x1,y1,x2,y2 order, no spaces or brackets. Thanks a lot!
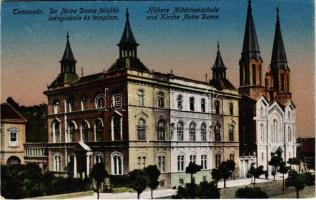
60,32,76,63
209,78,236,90
0,103,27,123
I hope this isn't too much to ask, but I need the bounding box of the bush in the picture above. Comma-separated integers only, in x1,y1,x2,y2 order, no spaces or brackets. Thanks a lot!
109,175,130,188
235,187,269,198
172,181,220,199
304,172,315,186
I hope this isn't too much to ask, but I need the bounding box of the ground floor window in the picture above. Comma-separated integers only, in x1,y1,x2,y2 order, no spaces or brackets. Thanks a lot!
53,154,62,171
112,152,123,175
201,155,207,169
6,156,21,165
137,156,146,168
158,156,166,172
177,155,184,171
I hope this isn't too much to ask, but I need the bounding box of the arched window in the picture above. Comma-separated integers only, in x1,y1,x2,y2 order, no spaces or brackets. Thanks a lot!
112,152,123,175
215,100,220,114
215,154,221,168
94,119,103,142
112,115,121,141
68,122,76,142
6,156,21,165
215,124,221,142
95,93,106,110
177,154,185,171
177,121,184,141
95,152,104,164
260,124,264,142
53,154,62,171
157,91,165,109
229,125,234,142
189,122,196,141
201,123,207,141
177,95,183,110
201,98,206,112
252,64,256,85
189,97,195,111
81,96,87,111
288,111,291,120
272,119,278,142
53,100,60,114
157,120,166,141
137,89,145,106
229,103,234,115
288,127,291,142
201,154,207,169
81,121,89,142
53,120,60,143
137,118,146,140
67,96,74,112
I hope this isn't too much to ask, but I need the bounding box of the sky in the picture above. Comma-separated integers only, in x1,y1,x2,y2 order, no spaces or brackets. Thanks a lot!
1,0,314,138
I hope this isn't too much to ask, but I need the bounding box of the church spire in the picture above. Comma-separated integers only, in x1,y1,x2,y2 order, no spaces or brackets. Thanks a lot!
271,7,288,67
241,0,261,59
60,32,76,63
212,41,226,79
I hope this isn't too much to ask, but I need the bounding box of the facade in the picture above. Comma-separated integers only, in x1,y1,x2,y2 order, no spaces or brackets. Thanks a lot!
239,1,296,178
43,9,239,187
0,103,27,165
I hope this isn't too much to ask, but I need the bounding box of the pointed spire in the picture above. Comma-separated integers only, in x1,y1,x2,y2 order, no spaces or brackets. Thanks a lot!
118,8,138,46
271,6,288,66
242,0,260,58
61,32,76,62
213,41,226,69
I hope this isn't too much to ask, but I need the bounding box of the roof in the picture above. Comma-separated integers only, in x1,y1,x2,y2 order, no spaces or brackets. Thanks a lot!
60,32,76,62
118,9,138,46
241,0,261,59
107,57,148,72
209,78,236,90
213,42,226,69
0,103,27,123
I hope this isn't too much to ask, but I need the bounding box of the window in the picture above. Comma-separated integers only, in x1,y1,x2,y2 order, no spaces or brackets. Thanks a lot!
157,120,166,141
229,103,234,115
177,155,184,171
201,98,206,112
67,97,74,112
112,115,121,141
137,118,146,140
288,127,291,142
112,152,123,175
68,122,76,142
201,155,207,169
190,155,196,163
177,121,184,141
95,119,103,142
215,100,220,114
252,64,256,85
272,119,278,142
177,95,183,110
95,93,106,110
189,122,196,141
81,121,89,142
189,97,195,111
280,73,285,91
157,91,165,109
81,96,87,111
215,124,221,142
201,123,207,141
229,125,234,142
95,152,103,163
215,154,221,168
53,120,60,143
158,156,166,172
137,156,146,168
261,152,264,162
53,154,61,171
260,124,264,142
9,128,18,147
53,100,60,114
229,154,234,161
288,111,291,120
137,89,145,106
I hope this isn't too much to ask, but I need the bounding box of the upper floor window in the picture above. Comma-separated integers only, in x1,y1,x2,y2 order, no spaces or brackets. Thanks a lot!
288,111,291,120
8,128,18,147
81,96,87,111
112,152,123,175
288,127,292,142
201,123,207,141
81,121,89,142
68,122,76,142
177,95,183,110
95,93,106,110
158,155,166,172
177,121,184,141
215,124,221,142
157,91,165,109
201,155,207,169
189,97,195,111
201,98,206,112
53,120,61,143
53,100,60,114
229,103,234,115
67,96,74,112
157,120,166,141
215,100,220,114
189,122,196,141
112,115,121,141
229,125,234,142
137,89,145,106
280,73,285,91
94,119,103,142
252,64,256,85
137,118,146,140
272,119,278,142
177,155,185,171
215,154,221,168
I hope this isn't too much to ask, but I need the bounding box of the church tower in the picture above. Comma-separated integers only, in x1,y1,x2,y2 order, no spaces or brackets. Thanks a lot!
265,7,291,104
239,0,265,99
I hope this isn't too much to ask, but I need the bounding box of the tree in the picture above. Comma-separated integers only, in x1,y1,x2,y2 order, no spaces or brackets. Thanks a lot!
90,163,107,199
247,164,265,188
144,165,161,199
269,154,282,180
278,161,290,191
288,158,300,169
128,169,147,199
286,169,306,198
198,181,220,198
211,168,222,187
219,160,236,188
235,187,269,198
185,162,202,184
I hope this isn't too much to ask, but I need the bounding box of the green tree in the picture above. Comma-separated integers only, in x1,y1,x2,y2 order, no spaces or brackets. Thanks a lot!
144,165,161,199
278,161,290,191
286,169,306,198
235,187,269,198
185,162,202,184
128,169,147,199
219,160,236,188
211,168,222,187
198,181,220,198
269,154,282,180
247,164,265,188
91,163,107,199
